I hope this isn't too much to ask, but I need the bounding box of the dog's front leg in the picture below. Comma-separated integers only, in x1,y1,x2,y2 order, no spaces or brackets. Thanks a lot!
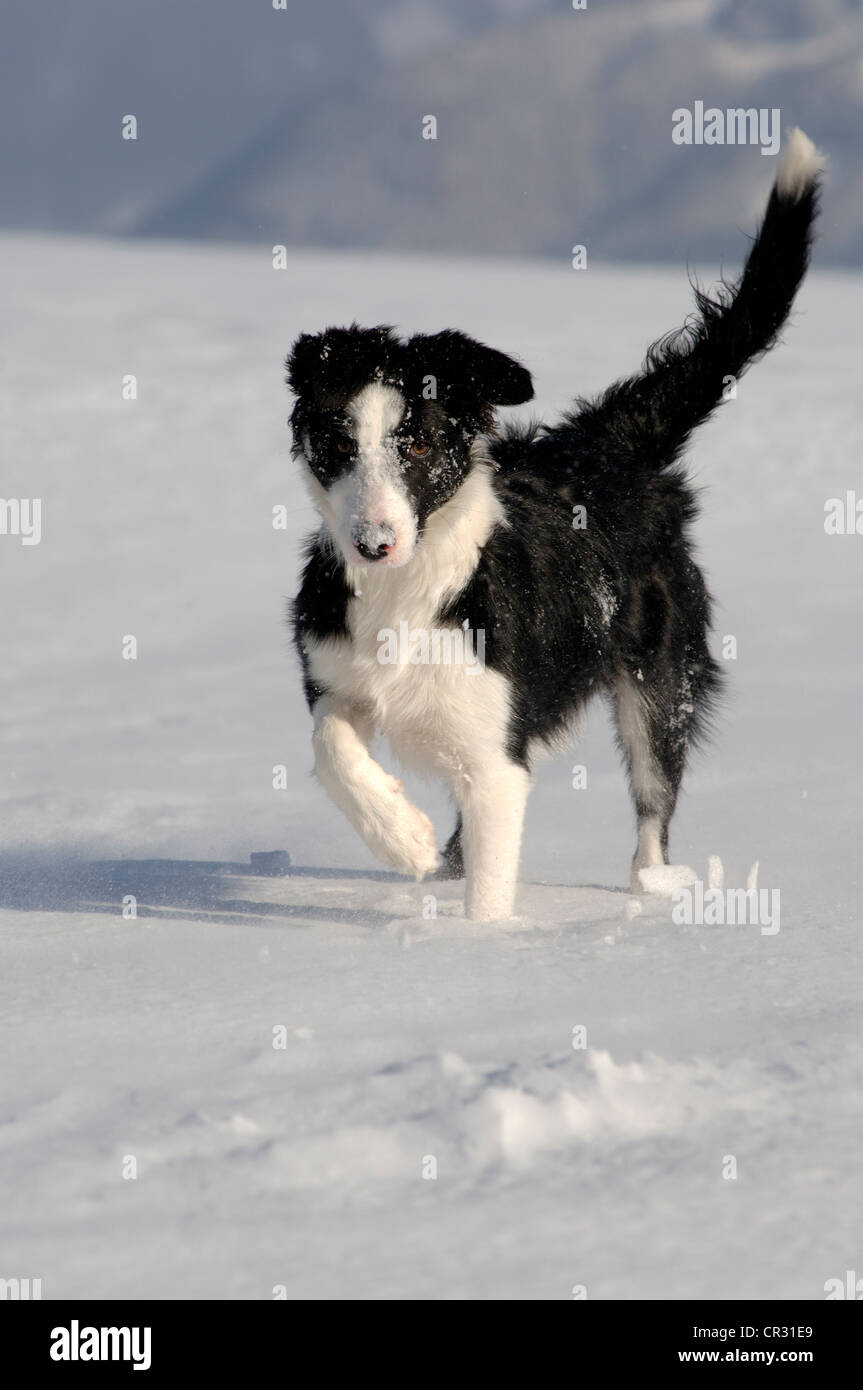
312,697,439,879
457,758,530,921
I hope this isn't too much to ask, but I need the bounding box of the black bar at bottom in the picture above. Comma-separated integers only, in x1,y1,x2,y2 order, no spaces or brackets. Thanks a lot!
2,1298,859,1376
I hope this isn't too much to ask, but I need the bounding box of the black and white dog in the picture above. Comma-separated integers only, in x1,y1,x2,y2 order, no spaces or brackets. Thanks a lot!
287,129,821,921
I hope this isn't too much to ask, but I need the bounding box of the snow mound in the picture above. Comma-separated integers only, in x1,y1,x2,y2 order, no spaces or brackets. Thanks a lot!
637,864,698,895
171,1047,777,1190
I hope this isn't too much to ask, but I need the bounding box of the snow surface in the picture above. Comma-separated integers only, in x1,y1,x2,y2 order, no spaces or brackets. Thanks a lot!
1,233,861,1299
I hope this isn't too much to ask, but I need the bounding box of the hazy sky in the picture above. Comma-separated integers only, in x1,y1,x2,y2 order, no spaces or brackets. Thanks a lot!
1,0,858,261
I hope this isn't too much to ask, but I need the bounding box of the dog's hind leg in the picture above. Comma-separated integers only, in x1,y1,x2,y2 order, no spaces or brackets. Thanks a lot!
613,647,720,892
614,672,678,889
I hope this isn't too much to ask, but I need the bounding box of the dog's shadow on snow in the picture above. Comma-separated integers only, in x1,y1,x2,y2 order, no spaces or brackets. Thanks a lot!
0,855,407,929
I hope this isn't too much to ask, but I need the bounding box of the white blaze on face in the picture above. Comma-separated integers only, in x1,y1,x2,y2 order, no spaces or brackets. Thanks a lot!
328,382,417,568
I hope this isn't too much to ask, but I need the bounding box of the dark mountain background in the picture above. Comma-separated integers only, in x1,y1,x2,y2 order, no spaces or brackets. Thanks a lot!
2,0,860,261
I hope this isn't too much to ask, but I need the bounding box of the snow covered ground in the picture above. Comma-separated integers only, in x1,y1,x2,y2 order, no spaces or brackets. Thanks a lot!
1,232,861,1299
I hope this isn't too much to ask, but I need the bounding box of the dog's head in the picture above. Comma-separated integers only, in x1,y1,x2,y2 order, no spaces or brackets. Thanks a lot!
286,324,533,568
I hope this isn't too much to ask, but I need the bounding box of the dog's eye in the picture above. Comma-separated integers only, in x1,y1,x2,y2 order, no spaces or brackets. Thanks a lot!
409,441,430,458
335,437,354,455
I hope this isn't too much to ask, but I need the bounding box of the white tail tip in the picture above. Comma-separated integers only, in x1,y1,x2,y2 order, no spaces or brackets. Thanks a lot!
776,127,824,202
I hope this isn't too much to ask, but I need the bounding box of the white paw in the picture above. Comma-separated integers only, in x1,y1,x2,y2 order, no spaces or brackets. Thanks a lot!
361,769,439,879
386,798,440,879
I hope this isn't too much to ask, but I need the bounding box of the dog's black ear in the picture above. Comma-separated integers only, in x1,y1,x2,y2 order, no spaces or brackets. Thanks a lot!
286,334,346,400
285,332,326,395
405,330,533,408
286,324,398,399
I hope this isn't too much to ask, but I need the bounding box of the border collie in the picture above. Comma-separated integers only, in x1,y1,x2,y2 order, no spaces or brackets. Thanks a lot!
286,129,822,922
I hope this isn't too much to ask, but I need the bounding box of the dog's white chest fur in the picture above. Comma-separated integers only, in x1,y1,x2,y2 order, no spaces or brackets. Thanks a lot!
305,465,514,781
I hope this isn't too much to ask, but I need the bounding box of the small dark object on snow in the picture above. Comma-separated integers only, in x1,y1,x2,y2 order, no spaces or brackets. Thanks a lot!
250,850,292,876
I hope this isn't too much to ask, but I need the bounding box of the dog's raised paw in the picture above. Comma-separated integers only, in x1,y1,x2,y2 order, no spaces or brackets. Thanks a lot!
379,798,439,879
401,804,440,879
359,774,439,879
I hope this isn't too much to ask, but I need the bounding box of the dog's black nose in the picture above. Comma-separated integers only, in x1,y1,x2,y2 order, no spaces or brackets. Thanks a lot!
352,522,395,561
355,539,390,561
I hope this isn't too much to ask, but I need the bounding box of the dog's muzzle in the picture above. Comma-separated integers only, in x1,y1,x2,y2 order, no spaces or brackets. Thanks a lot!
351,520,396,562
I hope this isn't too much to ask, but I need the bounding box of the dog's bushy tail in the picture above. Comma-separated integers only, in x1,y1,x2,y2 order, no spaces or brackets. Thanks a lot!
568,128,823,467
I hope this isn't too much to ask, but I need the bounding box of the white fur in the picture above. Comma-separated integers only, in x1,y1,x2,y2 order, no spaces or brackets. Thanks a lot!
776,127,823,203
460,758,530,921
615,674,665,809
312,696,439,879
346,380,404,451
615,674,669,890
306,461,526,919
631,815,664,892
327,382,417,568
